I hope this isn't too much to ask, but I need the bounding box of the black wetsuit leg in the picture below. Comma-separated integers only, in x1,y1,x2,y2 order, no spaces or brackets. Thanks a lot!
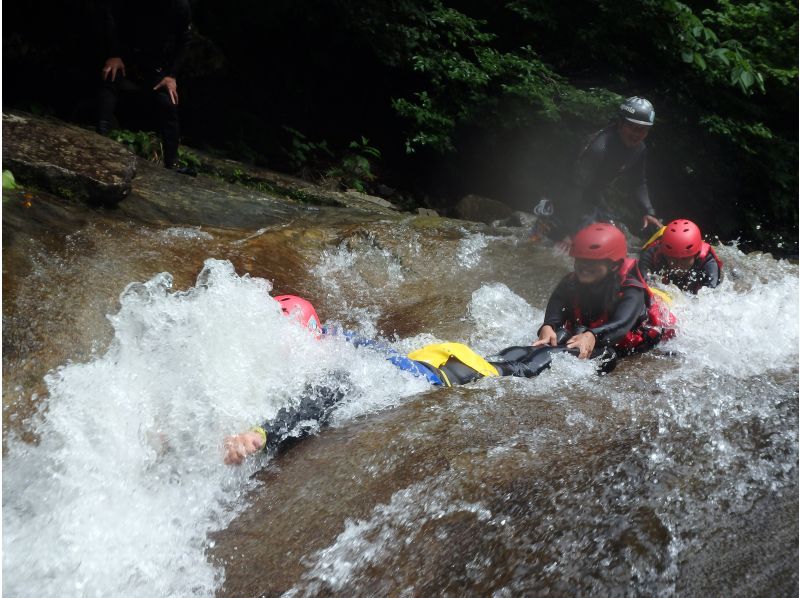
96,69,180,167
490,344,618,377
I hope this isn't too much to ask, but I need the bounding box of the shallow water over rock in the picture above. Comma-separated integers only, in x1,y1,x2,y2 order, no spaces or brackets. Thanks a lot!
3,171,797,596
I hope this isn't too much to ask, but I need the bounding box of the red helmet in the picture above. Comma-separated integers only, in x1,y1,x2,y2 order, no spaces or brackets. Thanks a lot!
274,295,321,337
569,223,627,262
660,219,702,258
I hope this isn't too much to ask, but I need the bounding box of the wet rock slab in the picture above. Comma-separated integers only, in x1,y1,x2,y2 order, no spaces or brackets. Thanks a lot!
2,111,137,205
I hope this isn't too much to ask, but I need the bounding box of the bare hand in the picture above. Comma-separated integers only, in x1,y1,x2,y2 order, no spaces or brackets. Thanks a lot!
553,236,572,256
154,76,179,105
642,214,663,230
102,57,126,81
565,331,596,359
532,325,558,347
223,430,264,465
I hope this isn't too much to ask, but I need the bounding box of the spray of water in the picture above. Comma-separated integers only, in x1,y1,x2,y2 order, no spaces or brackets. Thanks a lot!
2,259,429,597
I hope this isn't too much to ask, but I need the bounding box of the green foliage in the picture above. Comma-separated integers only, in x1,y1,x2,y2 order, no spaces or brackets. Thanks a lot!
109,129,164,164
108,129,201,169
282,126,333,171
3,170,18,190
177,147,202,170
326,137,382,192
663,0,765,94
368,1,621,153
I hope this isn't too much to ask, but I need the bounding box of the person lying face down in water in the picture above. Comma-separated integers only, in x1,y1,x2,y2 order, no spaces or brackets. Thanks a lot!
225,251,676,466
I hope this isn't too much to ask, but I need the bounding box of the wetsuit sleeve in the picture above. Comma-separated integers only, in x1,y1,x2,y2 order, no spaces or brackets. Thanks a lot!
699,254,721,288
589,286,646,346
637,245,658,279
561,138,606,234
105,1,123,58
540,276,573,332
165,0,192,77
256,371,352,453
630,148,655,216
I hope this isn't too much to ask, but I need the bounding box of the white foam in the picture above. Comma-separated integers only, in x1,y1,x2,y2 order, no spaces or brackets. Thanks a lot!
1,259,429,597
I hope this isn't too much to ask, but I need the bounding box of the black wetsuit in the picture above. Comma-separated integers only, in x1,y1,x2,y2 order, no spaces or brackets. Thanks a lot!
638,244,722,293
557,124,655,237
257,343,606,455
540,271,649,353
97,0,192,168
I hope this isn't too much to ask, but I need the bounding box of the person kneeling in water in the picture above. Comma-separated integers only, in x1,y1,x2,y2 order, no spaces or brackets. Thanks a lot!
534,222,675,360
223,295,622,466
638,218,723,294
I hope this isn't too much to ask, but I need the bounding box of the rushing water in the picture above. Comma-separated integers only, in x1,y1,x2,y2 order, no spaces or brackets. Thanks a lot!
3,208,798,596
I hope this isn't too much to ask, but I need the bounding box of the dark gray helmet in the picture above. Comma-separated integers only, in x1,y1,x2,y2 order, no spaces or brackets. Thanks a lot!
618,96,655,126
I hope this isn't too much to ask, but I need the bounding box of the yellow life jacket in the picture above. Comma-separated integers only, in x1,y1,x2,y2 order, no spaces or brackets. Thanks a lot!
407,342,499,387
642,225,667,250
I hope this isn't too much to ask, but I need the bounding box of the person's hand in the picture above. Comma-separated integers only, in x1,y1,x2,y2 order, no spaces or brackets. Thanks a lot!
102,57,126,81
532,325,558,347
154,76,179,105
223,430,264,465
565,330,596,359
554,236,572,255
642,214,663,230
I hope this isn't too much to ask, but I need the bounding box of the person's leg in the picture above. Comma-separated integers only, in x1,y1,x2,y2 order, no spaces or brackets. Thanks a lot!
96,79,119,135
152,85,180,168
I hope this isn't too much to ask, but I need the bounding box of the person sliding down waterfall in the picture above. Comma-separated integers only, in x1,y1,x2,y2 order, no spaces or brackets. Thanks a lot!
638,218,724,294
224,276,675,465
533,222,675,361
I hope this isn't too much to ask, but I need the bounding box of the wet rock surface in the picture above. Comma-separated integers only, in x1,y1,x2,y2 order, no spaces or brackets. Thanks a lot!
2,111,137,205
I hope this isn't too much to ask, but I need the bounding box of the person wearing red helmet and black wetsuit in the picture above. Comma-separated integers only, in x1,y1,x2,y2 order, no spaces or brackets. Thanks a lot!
223,280,672,466
534,222,675,361
638,219,723,294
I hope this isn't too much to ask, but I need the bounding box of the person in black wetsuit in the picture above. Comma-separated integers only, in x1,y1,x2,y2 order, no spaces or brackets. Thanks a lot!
222,296,608,466
223,258,676,466
97,0,193,172
638,219,723,294
552,97,663,253
533,222,675,361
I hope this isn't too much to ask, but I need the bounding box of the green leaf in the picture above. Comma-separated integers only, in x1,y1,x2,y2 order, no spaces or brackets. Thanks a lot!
2,170,17,190
739,70,755,88
681,51,694,63
694,52,707,70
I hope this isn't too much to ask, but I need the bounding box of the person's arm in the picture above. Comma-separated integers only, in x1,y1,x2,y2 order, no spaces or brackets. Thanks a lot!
699,254,721,289
637,246,658,279
630,149,662,229
165,0,192,78
224,372,352,465
102,1,126,81
560,136,606,235
588,286,647,346
533,278,572,346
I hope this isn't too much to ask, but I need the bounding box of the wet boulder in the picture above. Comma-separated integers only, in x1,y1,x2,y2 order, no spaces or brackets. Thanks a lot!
455,194,513,224
2,111,136,205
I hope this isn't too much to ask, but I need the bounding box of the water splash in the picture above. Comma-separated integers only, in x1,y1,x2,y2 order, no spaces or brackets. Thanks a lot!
2,259,429,597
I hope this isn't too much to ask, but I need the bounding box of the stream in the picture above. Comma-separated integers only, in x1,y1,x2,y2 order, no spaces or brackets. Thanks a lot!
3,191,797,596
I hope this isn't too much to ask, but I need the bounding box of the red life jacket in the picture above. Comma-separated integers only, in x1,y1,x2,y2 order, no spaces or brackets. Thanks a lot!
697,242,724,271
572,258,676,351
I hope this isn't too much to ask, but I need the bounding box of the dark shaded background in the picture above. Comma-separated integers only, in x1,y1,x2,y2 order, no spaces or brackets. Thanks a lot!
3,1,797,254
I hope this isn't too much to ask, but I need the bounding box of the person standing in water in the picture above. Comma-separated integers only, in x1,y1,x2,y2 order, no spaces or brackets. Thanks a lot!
552,97,663,253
